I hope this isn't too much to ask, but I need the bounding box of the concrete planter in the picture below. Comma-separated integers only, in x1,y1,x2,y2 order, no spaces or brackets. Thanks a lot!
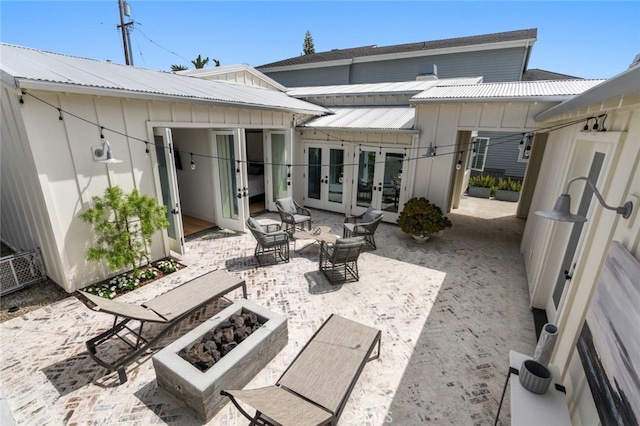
152,299,288,422
495,189,520,202
468,186,492,199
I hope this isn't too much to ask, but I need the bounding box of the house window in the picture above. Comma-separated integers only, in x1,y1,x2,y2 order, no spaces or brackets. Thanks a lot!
470,137,489,171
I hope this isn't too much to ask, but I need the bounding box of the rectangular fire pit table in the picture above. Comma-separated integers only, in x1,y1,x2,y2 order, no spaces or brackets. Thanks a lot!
152,299,288,422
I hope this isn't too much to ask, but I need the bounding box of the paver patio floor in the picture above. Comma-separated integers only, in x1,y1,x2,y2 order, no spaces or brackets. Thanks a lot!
0,196,536,425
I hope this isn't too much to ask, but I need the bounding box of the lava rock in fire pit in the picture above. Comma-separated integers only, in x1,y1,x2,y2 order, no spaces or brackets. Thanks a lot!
178,310,265,372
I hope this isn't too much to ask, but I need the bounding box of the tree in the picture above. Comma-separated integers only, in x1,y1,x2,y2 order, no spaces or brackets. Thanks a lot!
191,54,209,69
302,31,315,55
171,64,188,72
78,186,169,274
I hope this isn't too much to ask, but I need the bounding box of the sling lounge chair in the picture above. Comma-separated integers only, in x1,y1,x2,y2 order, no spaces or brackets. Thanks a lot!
221,314,381,426
76,269,246,384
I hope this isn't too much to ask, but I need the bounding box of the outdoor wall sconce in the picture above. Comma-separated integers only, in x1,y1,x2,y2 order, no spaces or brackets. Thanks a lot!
93,139,123,164
535,176,633,223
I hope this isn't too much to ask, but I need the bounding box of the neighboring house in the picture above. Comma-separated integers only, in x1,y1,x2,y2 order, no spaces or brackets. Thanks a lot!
257,28,538,86
0,43,328,292
258,28,587,181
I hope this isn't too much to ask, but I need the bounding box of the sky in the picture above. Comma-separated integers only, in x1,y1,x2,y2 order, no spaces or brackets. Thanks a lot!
1,1,639,80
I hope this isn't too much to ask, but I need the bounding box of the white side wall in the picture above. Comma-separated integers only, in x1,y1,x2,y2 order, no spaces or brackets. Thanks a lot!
1,86,295,292
521,100,640,424
412,101,555,210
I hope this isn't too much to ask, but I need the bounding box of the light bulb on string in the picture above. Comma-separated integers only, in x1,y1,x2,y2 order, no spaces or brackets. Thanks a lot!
190,153,196,170
456,151,463,170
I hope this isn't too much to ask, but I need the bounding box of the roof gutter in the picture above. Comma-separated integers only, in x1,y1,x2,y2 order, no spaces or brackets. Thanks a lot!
410,95,571,104
297,126,419,135
14,79,331,116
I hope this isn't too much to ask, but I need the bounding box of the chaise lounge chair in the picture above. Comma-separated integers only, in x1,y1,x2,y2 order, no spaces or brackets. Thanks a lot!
221,314,381,426
75,269,246,384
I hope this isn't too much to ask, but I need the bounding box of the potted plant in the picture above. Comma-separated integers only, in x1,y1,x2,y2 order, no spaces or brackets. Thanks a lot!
396,197,452,242
468,175,495,199
495,178,522,202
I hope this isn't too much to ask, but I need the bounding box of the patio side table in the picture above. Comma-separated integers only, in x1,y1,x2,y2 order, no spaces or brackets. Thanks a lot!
494,350,571,426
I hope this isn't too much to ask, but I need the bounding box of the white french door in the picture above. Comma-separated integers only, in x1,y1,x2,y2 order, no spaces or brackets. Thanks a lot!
264,131,292,211
304,143,350,214
153,127,185,254
545,142,609,322
351,147,406,222
211,130,248,232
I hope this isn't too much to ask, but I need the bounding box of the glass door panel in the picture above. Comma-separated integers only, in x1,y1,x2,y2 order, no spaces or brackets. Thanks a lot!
270,133,288,203
304,144,349,213
307,147,322,201
153,128,184,254
380,153,404,214
328,148,345,204
356,150,375,208
216,134,238,220
351,148,406,221
211,131,246,231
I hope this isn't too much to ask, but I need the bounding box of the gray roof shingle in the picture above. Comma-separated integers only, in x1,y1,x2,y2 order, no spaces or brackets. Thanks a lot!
258,29,537,69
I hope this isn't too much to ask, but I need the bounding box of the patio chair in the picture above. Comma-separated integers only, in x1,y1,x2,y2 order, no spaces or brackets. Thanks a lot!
247,216,290,265
221,314,381,426
275,197,312,236
319,237,365,283
75,270,246,384
342,206,383,250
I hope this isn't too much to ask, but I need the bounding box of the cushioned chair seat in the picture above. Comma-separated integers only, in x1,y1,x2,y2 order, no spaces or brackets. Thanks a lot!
276,197,312,235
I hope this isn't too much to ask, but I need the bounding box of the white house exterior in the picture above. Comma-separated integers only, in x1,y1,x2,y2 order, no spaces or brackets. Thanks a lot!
521,61,640,424
0,43,328,293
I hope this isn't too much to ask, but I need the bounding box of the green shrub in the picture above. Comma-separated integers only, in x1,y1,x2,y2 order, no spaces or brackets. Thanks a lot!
78,186,169,274
496,178,522,192
397,197,452,236
468,175,495,188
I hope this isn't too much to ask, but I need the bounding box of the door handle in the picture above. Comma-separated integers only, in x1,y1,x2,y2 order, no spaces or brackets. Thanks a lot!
564,270,573,280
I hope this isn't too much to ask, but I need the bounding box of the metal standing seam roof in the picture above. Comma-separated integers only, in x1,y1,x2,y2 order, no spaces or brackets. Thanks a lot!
410,79,606,102
286,77,483,98
257,28,537,69
298,107,415,131
0,43,329,115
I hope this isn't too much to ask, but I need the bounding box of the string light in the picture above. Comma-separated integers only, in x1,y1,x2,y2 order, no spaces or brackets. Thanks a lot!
145,142,149,155
58,108,63,121
21,90,601,173
456,151,463,170
190,153,196,170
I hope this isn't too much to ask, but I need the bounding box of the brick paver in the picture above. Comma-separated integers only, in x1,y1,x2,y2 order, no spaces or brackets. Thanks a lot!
0,197,534,425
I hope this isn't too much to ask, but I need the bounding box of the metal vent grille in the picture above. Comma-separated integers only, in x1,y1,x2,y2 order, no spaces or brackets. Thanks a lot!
1,248,46,296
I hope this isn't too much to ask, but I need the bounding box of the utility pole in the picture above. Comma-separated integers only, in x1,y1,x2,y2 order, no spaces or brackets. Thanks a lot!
117,0,134,65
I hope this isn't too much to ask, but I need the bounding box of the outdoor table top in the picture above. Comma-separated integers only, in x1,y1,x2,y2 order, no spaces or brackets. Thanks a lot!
293,226,338,244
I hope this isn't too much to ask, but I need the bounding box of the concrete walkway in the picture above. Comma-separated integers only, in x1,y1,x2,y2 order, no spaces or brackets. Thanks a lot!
0,196,535,425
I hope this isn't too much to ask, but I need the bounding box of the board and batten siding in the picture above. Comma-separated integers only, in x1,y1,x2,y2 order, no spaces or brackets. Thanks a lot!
350,47,527,84
264,47,527,87
261,65,351,87
477,131,528,178
520,104,640,425
1,87,296,292
412,100,555,211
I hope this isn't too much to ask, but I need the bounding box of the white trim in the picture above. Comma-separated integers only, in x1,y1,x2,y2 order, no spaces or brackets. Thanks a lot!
257,58,353,73
411,96,572,104
15,80,330,115
298,126,419,135
179,64,288,92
